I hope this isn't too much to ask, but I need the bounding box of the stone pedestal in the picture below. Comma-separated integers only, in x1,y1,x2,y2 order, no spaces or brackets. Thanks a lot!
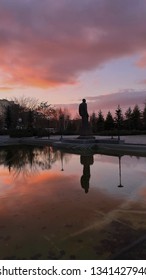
78,122,95,139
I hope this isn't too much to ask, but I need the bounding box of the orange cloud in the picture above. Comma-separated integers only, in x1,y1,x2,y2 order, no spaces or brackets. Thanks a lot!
0,87,13,91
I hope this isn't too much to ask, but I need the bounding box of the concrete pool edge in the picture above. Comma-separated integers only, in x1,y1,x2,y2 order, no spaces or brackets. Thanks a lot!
0,136,146,156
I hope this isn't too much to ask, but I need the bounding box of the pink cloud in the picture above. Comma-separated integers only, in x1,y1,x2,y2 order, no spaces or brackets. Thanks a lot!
136,53,146,68
138,79,146,85
0,0,146,88
86,90,146,110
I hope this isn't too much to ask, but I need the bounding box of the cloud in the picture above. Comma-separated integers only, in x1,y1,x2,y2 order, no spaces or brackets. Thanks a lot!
136,53,146,68
138,79,146,85
86,90,146,110
58,89,146,116
0,0,146,88
0,87,13,91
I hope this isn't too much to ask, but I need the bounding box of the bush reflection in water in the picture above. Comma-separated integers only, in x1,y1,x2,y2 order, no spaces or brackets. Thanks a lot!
0,145,71,177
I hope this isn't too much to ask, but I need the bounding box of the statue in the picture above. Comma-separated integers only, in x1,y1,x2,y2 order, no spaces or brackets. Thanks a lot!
79,99,89,130
78,98,94,137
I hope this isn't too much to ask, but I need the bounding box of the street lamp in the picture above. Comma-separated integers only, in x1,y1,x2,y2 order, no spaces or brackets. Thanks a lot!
59,115,64,141
18,117,22,129
47,116,50,138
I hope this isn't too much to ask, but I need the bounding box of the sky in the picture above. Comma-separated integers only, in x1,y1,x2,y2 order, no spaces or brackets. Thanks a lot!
0,0,146,116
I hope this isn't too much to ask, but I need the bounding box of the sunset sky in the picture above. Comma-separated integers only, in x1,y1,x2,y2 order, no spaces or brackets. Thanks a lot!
0,0,146,116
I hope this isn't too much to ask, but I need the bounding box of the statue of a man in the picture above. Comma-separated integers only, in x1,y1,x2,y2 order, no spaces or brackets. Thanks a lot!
79,99,89,129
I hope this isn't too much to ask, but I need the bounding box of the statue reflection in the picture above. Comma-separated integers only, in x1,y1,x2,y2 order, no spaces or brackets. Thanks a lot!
80,155,94,193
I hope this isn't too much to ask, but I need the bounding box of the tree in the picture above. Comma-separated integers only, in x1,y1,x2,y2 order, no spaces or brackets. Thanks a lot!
13,96,38,111
142,103,146,130
5,106,12,129
55,107,71,132
96,110,104,132
4,102,22,128
115,105,124,140
11,97,38,128
131,105,141,130
105,111,114,130
90,112,97,133
37,102,56,119
115,105,124,128
125,107,132,130
65,120,77,134
35,101,56,128
27,110,34,129
62,108,71,131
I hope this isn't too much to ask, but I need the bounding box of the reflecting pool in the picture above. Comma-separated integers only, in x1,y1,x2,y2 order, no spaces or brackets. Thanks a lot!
0,145,146,260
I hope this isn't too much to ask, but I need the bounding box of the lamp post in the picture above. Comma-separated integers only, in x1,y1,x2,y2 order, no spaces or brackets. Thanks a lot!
47,116,50,138
115,105,122,143
18,117,22,129
59,115,64,141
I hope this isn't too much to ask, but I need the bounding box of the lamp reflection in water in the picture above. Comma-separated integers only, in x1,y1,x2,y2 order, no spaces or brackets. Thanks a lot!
60,151,64,171
48,146,51,169
80,155,94,193
117,155,124,188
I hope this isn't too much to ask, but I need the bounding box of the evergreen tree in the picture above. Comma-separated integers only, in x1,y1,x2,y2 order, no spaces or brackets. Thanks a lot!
115,105,124,129
105,111,114,130
125,107,132,130
115,105,123,140
96,110,104,132
131,105,141,130
142,104,146,130
90,112,97,133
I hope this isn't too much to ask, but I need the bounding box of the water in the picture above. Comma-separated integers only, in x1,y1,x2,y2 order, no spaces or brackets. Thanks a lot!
0,145,146,260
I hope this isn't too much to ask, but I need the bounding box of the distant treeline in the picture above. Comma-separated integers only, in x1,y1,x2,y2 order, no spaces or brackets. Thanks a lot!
89,104,146,135
0,97,146,136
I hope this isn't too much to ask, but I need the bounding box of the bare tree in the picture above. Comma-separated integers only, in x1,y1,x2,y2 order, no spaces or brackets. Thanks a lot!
12,96,38,111
37,101,56,119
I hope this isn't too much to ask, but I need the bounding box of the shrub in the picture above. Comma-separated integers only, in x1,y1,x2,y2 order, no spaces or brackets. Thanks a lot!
10,129,33,138
0,128,9,135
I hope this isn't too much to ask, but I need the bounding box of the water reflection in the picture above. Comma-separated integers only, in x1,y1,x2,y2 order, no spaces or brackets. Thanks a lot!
80,155,94,193
0,147,132,191
0,146,146,260
0,146,70,177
